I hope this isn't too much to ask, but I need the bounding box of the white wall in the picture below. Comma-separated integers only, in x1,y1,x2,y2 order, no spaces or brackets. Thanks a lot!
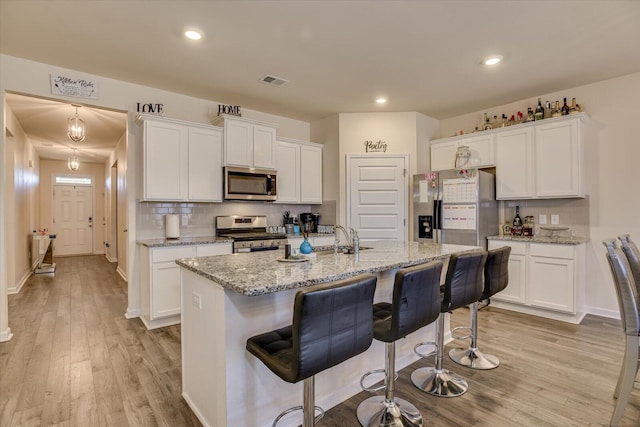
439,72,640,318
0,54,313,336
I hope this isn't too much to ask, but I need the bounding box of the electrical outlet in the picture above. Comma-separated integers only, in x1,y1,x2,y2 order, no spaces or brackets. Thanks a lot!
192,292,202,309
551,214,560,225
539,214,547,225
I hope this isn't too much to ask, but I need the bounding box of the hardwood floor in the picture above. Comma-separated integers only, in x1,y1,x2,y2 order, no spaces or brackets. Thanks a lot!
1,255,639,426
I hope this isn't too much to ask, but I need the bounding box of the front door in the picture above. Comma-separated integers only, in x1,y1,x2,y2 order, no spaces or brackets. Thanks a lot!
347,154,408,242
53,184,93,256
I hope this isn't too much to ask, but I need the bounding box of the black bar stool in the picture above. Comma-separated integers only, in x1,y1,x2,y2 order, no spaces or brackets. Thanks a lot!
246,274,377,427
603,240,639,426
356,260,443,427
411,251,487,397
449,246,511,369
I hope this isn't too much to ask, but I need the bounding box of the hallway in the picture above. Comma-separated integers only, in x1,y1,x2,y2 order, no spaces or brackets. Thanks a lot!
0,256,200,426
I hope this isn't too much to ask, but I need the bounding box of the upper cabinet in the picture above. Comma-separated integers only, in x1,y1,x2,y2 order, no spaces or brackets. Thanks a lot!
430,133,495,171
275,138,323,204
212,114,277,169
495,114,585,200
137,114,223,202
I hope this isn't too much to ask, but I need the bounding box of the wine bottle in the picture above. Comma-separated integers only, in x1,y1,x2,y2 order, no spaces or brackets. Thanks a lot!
535,98,544,121
552,100,561,118
512,205,523,236
561,97,570,115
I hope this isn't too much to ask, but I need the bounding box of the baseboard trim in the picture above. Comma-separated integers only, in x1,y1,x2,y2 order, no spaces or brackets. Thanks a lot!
0,328,14,342
125,308,141,319
7,270,32,294
105,254,117,263
584,305,619,320
116,266,127,282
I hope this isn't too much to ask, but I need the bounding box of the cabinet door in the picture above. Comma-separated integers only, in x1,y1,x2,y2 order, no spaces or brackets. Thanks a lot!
528,245,575,313
224,119,253,167
496,128,535,199
151,261,182,319
188,127,223,202
253,124,277,169
489,241,527,304
275,141,300,203
535,118,582,197
300,145,323,204
144,120,188,201
464,134,495,168
430,141,458,171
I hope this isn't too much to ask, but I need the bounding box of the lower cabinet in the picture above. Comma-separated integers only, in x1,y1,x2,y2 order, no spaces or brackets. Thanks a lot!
488,240,585,324
140,242,232,329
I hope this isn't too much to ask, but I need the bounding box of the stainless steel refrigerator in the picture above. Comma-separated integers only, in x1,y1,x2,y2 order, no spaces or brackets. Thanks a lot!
413,169,498,249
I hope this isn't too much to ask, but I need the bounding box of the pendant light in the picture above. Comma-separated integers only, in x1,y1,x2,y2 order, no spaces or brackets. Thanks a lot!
68,148,80,171
67,105,85,142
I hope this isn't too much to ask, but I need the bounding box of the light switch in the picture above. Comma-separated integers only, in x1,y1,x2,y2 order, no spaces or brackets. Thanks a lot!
539,214,547,225
551,214,560,225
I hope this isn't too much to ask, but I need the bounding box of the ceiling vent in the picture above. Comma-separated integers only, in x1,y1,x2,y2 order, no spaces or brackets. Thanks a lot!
258,74,289,87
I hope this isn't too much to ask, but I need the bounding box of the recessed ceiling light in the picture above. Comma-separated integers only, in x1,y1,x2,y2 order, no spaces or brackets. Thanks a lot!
376,98,387,104
184,29,203,40
483,55,503,66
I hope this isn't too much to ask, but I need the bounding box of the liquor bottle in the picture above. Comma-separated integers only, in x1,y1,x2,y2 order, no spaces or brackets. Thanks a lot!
512,206,523,236
534,98,545,121
483,113,492,130
570,97,581,114
561,97,570,115
501,114,508,127
525,107,534,122
545,100,552,118
551,100,561,118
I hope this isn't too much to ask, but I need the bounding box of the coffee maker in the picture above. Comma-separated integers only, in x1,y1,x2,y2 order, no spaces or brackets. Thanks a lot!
299,213,320,233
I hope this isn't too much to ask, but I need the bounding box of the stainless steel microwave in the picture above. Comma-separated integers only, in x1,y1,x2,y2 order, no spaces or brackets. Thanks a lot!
224,166,277,201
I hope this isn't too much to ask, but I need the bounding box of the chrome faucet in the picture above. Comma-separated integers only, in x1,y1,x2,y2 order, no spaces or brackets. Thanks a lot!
334,225,360,254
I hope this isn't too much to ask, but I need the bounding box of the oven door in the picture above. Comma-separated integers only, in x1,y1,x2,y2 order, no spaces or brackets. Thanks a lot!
225,166,277,201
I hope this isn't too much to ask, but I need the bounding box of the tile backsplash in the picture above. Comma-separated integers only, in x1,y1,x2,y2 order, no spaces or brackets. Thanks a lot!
136,201,332,240
500,197,590,238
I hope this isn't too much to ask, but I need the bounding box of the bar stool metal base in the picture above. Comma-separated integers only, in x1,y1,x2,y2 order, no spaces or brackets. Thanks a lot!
357,396,423,427
410,367,468,397
448,347,500,370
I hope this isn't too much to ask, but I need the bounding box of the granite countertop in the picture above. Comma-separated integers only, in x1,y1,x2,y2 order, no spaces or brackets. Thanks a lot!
175,240,480,296
487,235,588,245
137,236,232,248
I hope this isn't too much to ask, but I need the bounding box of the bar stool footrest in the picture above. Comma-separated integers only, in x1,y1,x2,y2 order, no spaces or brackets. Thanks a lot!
273,405,324,427
450,325,472,340
359,368,399,393
414,341,437,359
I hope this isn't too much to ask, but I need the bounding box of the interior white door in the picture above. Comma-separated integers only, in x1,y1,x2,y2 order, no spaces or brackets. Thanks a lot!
347,155,408,242
54,184,93,256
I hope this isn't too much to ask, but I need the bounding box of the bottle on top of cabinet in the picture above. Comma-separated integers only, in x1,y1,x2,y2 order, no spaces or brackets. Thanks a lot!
534,98,545,121
551,100,562,118
561,97,571,116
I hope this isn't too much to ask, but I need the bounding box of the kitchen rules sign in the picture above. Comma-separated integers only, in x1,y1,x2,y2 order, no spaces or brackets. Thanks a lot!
50,74,99,99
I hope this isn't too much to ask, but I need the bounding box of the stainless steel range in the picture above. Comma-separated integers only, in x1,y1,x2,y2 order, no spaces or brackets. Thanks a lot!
216,215,287,253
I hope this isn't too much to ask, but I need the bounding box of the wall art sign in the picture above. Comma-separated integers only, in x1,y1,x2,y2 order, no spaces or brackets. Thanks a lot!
218,104,241,117
364,140,388,153
50,74,99,99
136,102,164,115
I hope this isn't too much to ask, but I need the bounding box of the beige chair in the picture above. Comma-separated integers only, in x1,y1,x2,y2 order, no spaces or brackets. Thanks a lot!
603,239,639,426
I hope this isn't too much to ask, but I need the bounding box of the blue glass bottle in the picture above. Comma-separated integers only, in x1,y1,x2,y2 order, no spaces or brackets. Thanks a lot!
299,239,313,254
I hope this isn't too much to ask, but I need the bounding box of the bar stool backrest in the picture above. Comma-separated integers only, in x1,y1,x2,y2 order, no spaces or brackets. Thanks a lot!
483,246,511,299
293,274,377,381
604,240,640,337
619,234,640,293
443,251,487,312
381,260,443,341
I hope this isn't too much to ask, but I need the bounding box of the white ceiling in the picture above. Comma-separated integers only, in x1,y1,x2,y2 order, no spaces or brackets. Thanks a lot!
2,1,640,162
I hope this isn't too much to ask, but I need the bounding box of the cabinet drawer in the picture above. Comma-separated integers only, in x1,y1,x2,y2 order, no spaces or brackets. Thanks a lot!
197,243,232,257
529,243,574,259
152,246,196,263
489,240,526,256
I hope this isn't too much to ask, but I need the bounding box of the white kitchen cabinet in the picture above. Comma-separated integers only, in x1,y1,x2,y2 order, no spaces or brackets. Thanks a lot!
213,114,277,169
275,138,323,204
430,134,495,171
495,114,585,200
139,242,232,330
488,240,585,324
495,127,535,199
137,114,223,202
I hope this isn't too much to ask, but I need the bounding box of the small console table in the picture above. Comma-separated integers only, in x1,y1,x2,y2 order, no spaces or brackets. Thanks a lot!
32,234,56,274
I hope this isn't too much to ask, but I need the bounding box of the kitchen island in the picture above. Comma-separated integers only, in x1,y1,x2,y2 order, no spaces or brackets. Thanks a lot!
176,241,479,427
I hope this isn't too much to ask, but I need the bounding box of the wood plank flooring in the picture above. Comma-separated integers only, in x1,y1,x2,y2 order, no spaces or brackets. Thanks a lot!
1,255,639,426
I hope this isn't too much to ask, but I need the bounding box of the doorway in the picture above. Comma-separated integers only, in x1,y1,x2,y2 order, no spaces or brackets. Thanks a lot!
346,154,409,242
53,182,94,256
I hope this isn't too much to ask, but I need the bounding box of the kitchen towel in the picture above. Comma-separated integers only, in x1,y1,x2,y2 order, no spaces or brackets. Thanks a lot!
165,214,180,239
